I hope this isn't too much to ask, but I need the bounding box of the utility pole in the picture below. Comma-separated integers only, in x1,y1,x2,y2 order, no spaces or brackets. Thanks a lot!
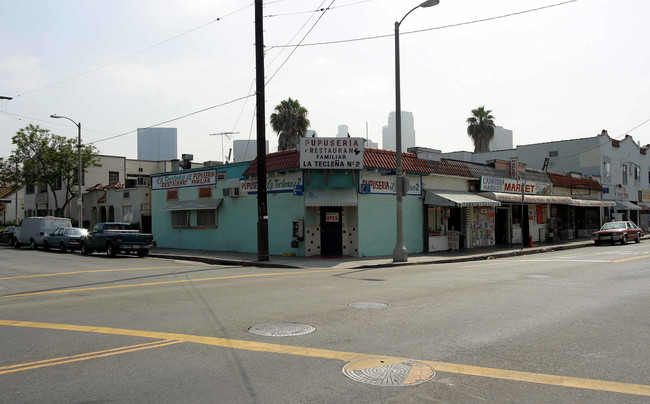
255,0,269,261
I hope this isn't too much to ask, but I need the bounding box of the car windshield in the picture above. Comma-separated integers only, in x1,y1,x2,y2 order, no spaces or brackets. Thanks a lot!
66,228,88,236
601,222,626,230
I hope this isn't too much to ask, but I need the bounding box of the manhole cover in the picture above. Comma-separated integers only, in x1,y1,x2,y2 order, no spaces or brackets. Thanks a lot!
247,322,315,337
349,302,391,309
343,357,435,386
525,274,550,279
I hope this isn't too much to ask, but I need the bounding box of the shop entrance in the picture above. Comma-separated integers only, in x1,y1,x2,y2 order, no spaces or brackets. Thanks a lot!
320,207,343,256
495,207,509,245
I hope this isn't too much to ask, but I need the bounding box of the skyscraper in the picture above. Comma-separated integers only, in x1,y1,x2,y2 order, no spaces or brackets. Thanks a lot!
137,128,177,161
382,111,415,151
337,124,349,137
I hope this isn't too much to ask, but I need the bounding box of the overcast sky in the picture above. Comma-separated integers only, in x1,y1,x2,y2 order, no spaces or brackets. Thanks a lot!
1,0,648,166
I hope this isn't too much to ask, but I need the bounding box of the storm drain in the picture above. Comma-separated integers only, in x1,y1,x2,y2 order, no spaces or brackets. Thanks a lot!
348,302,391,310
343,357,435,386
247,322,315,337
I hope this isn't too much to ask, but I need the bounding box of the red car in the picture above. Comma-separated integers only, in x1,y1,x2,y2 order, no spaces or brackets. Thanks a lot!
592,221,644,245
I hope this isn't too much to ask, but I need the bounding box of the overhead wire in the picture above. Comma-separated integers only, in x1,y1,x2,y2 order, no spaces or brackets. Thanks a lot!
267,0,580,49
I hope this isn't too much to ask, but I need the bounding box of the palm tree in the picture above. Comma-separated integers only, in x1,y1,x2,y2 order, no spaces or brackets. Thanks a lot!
466,106,496,153
270,98,310,151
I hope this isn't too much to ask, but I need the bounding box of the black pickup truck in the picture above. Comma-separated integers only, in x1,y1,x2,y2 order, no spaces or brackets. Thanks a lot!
80,222,153,257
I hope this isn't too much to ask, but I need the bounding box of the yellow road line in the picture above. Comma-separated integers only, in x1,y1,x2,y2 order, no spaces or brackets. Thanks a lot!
0,339,183,375
1,319,648,397
0,268,346,299
614,254,650,263
0,265,203,280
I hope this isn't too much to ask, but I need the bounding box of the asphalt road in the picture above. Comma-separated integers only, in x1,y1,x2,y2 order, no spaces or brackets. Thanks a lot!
0,243,649,403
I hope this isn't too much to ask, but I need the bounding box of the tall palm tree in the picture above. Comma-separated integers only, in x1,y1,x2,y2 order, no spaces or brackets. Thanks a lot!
466,106,496,153
270,98,310,151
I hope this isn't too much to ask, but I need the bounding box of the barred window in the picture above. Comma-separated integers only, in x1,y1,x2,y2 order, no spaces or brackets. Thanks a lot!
196,210,217,227
167,189,178,200
198,186,212,198
171,211,189,228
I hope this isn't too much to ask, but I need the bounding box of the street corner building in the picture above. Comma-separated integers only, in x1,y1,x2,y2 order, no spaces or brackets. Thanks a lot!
150,139,613,258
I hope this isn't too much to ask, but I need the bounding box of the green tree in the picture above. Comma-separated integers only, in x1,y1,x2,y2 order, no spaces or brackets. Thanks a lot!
270,97,310,151
4,124,97,216
466,106,496,153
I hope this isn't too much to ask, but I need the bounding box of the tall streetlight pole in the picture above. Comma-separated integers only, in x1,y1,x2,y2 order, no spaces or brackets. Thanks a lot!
393,0,439,262
209,131,239,163
50,114,83,226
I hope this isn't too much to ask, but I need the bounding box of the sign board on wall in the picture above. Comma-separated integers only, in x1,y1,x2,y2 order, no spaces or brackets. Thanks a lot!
325,212,339,222
241,172,302,195
480,176,552,195
358,172,422,196
300,137,364,169
152,169,217,190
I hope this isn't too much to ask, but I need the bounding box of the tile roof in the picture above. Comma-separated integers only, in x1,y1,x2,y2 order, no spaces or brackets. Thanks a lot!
0,187,15,199
363,148,431,173
243,149,300,176
547,172,603,191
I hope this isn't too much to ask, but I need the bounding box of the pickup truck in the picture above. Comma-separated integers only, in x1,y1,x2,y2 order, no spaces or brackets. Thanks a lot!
80,222,153,257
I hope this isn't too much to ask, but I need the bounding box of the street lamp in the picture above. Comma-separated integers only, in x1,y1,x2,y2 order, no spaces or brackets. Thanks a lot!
393,0,439,262
50,114,83,226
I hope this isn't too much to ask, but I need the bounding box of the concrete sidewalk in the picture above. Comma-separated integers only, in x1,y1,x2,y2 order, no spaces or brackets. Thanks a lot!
149,238,600,269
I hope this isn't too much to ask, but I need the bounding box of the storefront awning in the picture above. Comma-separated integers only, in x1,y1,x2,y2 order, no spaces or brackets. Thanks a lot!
424,189,500,207
570,199,615,207
163,198,222,211
481,192,573,205
636,202,650,210
305,188,358,207
614,200,641,211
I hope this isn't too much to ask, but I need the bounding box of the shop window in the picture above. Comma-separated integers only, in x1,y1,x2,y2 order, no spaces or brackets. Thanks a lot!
171,211,189,228
197,210,217,227
166,189,178,200
198,186,212,198
427,207,446,236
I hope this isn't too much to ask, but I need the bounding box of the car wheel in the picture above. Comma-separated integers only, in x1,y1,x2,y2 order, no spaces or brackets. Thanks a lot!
106,242,116,257
13,238,20,249
30,239,37,249
81,242,90,255
621,235,628,245
137,249,149,257
594,240,602,246
635,234,641,243
59,242,67,253
43,241,50,251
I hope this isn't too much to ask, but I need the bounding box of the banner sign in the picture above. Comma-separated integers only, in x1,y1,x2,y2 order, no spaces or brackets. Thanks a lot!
300,137,365,169
480,176,552,195
152,169,217,190
358,172,422,196
241,172,302,195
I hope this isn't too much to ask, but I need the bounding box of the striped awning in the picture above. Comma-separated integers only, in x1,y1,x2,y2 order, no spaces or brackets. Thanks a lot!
570,199,615,207
163,198,222,211
424,189,500,207
304,188,358,207
481,192,573,205
614,200,641,211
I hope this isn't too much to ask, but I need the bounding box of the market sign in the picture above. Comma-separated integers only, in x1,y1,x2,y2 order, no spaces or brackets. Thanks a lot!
359,172,422,196
639,189,650,202
241,172,302,195
480,176,552,195
300,137,364,169
152,169,217,190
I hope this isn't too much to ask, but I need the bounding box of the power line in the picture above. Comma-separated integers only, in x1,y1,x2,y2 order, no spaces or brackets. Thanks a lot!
14,3,253,98
86,94,254,146
267,0,580,49
264,0,370,18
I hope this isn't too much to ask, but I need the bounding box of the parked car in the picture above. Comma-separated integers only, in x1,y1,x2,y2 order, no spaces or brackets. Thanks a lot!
591,221,643,245
13,217,73,249
0,226,16,246
43,227,88,253
81,222,153,257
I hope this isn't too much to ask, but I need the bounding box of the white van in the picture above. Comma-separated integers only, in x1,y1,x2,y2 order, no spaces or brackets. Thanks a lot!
14,217,73,249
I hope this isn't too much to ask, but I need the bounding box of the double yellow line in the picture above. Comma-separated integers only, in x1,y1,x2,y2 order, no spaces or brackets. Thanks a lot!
0,338,183,375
